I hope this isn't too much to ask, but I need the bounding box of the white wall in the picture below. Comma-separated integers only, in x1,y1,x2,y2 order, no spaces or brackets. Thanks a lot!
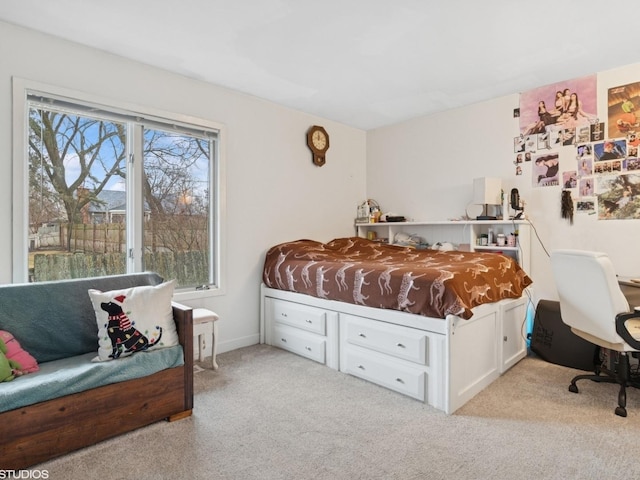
0,21,366,353
5,20,639,350
367,62,640,304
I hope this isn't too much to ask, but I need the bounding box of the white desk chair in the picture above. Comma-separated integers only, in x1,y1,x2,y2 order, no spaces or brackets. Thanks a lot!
192,308,220,370
551,249,640,417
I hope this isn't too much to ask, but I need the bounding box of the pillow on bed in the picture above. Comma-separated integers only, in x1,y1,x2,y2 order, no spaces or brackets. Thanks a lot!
88,280,178,362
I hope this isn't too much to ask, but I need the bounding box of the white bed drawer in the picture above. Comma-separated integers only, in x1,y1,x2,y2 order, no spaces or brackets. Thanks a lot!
273,324,326,364
343,345,426,401
271,298,327,335
343,314,428,365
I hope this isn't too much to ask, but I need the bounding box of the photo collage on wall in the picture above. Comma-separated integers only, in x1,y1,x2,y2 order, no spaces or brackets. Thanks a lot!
515,76,640,220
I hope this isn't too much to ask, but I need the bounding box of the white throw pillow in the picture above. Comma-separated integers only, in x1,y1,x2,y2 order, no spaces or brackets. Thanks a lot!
88,280,178,362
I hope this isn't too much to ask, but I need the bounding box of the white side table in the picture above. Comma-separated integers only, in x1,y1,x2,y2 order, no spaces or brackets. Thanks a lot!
192,308,220,370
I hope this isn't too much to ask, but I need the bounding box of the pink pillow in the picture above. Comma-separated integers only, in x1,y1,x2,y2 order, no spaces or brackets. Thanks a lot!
0,330,39,375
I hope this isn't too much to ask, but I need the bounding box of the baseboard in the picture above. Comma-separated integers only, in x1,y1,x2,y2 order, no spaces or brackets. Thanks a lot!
218,334,260,354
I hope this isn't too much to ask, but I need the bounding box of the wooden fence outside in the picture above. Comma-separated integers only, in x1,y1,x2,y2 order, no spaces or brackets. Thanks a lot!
60,222,208,254
32,221,210,285
32,250,210,286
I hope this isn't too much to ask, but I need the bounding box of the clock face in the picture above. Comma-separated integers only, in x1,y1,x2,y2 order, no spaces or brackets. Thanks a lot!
312,130,327,150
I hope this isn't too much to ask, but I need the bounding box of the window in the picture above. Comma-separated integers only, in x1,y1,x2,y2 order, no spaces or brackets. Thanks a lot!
14,81,224,294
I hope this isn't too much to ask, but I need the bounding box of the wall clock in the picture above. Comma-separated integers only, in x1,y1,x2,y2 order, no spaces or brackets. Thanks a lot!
306,125,329,166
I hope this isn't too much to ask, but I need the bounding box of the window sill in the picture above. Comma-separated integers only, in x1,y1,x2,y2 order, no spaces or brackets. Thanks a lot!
173,286,225,302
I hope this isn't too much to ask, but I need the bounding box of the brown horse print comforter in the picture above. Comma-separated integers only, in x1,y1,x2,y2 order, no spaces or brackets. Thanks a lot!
262,237,532,319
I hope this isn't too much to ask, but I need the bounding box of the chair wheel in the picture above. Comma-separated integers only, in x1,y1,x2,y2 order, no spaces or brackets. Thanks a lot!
615,406,627,417
568,384,579,393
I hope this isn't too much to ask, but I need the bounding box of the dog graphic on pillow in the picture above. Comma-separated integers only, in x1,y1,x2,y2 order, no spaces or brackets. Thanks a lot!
101,294,163,359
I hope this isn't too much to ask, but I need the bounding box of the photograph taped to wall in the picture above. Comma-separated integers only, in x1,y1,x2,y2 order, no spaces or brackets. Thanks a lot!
591,122,605,142
579,178,594,196
519,75,597,136
563,171,577,189
533,153,559,187
550,126,576,147
628,132,639,157
514,136,525,153
577,199,595,213
594,159,622,175
597,173,640,220
576,125,590,144
608,81,640,138
628,157,640,172
537,132,550,150
523,134,537,152
593,139,626,161
577,158,592,177
576,143,592,158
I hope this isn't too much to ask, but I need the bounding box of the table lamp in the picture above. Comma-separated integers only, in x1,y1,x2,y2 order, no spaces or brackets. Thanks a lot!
473,177,501,220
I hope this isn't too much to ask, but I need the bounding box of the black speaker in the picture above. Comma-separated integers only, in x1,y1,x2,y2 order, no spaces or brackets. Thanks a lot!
530,300,597,371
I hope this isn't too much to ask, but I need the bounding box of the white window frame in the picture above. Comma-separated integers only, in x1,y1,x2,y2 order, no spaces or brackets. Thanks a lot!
12,78,227,299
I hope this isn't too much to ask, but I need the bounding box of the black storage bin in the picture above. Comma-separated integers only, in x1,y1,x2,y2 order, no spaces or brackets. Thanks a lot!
530,299,597,371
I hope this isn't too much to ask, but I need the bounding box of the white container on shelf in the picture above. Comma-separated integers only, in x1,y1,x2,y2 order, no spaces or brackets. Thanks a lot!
502,193,510,220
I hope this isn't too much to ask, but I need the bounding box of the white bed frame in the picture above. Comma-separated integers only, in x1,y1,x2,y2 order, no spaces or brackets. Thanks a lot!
260,284,529,414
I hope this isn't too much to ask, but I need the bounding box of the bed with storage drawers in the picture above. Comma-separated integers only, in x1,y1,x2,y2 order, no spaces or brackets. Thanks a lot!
260,237,532,414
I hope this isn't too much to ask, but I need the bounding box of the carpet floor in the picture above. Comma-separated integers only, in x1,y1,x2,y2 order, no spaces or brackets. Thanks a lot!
37,344,640,479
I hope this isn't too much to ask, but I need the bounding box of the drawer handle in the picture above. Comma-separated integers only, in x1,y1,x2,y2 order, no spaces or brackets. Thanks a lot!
305,319,313,324
281,338,287,343
358,333,366,338
357,364,365,370
280,313,288,317
395,378,405,384
305,346,312,351
396,343,406,348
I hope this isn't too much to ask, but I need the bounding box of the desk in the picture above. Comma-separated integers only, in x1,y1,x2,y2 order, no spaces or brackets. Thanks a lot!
618,278,640,308
193,308,219,370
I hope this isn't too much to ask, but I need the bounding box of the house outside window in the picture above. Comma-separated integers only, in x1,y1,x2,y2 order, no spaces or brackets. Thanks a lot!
14,80,225,294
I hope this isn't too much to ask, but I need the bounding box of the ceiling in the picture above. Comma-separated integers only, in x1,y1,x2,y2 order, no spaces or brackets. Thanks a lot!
2,0,638,130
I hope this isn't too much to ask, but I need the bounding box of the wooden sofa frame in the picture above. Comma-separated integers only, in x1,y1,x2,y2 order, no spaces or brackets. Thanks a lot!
1,302,193,469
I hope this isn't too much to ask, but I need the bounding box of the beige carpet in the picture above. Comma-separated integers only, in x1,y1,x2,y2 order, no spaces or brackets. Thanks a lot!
38,345,640,479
